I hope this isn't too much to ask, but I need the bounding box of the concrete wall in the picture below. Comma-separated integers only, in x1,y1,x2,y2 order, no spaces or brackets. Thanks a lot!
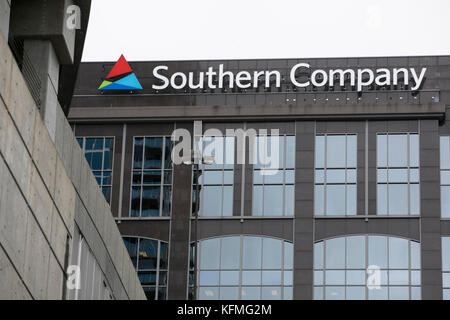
0,31,145,299
0,0,10,40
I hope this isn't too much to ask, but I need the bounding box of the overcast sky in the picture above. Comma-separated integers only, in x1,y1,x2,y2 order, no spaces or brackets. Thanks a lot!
82,0,450,62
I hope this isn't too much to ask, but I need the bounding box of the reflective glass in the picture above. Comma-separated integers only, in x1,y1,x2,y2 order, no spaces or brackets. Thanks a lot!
346,286,365,300
441,137,450,170
325,238,345,268
326,185,346,215
441,186,450,218
388,184,408,215
388,134,408,167
325,286,345,300
220,271,239,286
263,238,282,269
315,136,325,168
263,185,283,216
327,135,346,168
221,237,240,269
201,186,222,216
220,287,239,299
377,135,387,167
347,135,357,168
200,239,220,269
368,236,388,268
243,237,262,269
241,287,260,300
346,236,365,268
261,287,281,300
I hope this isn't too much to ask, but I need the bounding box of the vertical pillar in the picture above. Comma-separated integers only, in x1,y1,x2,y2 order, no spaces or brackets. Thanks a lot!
293,121,315,299
420,119,443,299
23,40,60,142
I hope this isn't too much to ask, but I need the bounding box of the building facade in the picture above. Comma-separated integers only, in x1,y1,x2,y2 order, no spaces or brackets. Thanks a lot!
0,0,145,300
69,56,450,300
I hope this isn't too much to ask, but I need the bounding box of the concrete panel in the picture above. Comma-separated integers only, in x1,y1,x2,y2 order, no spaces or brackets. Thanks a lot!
0,24,12,106
0,157,29,277
23,214,50,299
45,252,64,299
32,110,57,195
50,206,69,267
54,157,75,232
8,61,37,148
0,245,31,300
28,165,54,239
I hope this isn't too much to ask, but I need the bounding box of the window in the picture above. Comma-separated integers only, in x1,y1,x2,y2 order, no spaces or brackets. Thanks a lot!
440,137,450,218
192,136,235,217
77,137,114,204
68,226,114,300
123,237,169,300
377,133,419,215
131,137,173,217
314,235,421,300
252,135,295,216
315,134,357,216
442,237,450,299
192,236,293,300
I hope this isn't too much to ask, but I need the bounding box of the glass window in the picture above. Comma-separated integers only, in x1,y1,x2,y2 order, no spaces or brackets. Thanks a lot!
123,236,168,300
315,134,357,216
442,237,450,299
193,137,234,217
193,236,293,300
131,137,173,217
441,137,450,218
77,137,114,204
377,133,419,216
314,235,421,300
252,135,295,216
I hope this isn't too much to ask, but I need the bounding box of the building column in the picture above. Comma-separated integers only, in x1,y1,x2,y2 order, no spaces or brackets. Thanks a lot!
23,40,60,142
420,119,443,299
293,121,315,299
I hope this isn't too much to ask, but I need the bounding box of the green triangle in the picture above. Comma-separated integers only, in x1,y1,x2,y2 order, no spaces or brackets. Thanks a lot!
99,80,112,89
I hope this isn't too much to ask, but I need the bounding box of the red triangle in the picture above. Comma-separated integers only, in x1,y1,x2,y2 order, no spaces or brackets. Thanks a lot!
106,54,133,79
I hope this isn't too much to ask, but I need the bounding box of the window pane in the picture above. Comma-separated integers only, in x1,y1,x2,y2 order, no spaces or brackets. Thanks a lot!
200,238,220,269
346,185,357,215
326,185,346,215
389,237,409,269
377,184,387,215
389,270,409,285
388,134,408,167
325,286,345,300
368,286,388,300
220,271,239,286
314,241,324,269
201,186,222,216
162,186,171,216
388,184,408,215
326,169,346,183
138,239,158,269
222,186,233,216
285,185,294,216
368,236,388,268
410,241,421,269
241,287,260,300
315,185,324,216
327,135,346,168
143,171,161,185
263,185,283,216
141,186,160,217
261,287,281,300
262,271,282,285
285,136,295,169
130,187,141,217
198,287,218,300
389,286,409,300
242,271,261,285
221,237,240,269
262,238,282,269
203,171,223,184
410,184,420,216
220,287,239,299
346,236,365,268
133,138,144,169
325,270,345,285
252,186,263,216
325,238,345,269
377,135,387,167
315,136,325,168
284,242,293,269
441,137,450,170
409,134,419,167
442,237,450,271
347,135,357,168
388,169,408,183
346,286,366,300
346,270,366,285
442,186,450,218
243,237,262,269
144,137,163,169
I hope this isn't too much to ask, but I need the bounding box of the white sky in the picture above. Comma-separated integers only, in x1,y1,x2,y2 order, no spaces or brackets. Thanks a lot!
82,0,450,62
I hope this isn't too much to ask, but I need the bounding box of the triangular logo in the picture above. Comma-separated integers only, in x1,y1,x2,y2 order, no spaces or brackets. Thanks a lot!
98,54,143,90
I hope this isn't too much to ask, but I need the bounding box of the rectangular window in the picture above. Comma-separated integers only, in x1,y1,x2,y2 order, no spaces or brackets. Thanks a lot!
252,135,295,217
440,137,450,218
131,137,173,217
442,237,450,299
192,136,235,217
315,134,357,216
376,133,419,216
77,137,114,204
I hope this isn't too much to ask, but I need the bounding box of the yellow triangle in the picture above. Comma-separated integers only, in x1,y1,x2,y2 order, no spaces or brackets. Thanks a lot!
99,80,112,89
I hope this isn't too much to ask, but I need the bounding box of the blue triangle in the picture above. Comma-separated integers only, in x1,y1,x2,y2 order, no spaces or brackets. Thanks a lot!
114,73,143,90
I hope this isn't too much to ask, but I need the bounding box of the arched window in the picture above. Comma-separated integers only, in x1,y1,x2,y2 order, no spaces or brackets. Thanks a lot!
123,236,169,300
314,235,421,300
193,235,293,300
